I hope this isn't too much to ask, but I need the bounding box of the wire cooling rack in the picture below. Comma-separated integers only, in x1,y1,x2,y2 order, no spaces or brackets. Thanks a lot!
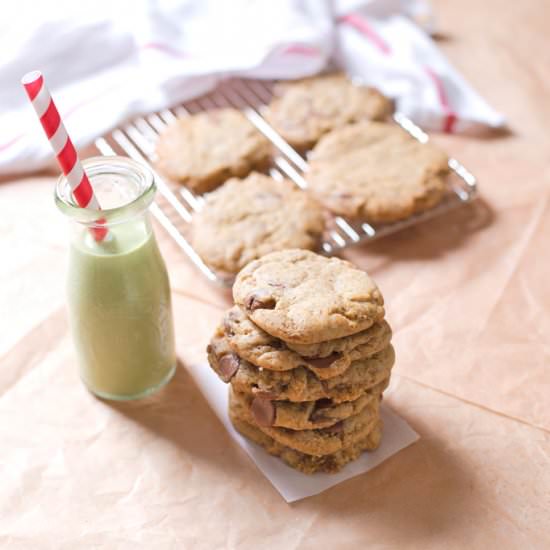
93,78,477,286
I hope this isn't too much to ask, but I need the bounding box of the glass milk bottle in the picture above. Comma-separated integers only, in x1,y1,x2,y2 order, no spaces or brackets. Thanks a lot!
55,156,176,400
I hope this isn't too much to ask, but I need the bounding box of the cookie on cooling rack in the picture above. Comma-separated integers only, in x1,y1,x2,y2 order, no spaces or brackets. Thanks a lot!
306,121,450,223
190,173,325,274
155,108,272,193
264,72,393,150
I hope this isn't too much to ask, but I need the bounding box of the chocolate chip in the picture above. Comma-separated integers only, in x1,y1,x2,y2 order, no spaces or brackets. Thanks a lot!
306,352,342,369
222,318,234,335
244,289,276,311
315,398,333,409
270,339,283,349
217,353,240,382
310,398,333,422
321,421,344,434
251,396,275,427
267,281,286,289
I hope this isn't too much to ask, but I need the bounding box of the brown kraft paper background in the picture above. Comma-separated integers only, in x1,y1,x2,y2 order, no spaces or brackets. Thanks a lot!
1,0,549,547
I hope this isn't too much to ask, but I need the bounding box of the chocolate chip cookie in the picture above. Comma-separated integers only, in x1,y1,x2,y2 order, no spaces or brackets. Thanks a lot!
285,321,393,358
155,108,271,193
223,306,392,379
230,412,382,474
230,389,380,456
229,347,393,403
264,72,393,150
191,173,325,274
306,121,449,222
207,329,394,402
231,383,386,430
233,249,385,344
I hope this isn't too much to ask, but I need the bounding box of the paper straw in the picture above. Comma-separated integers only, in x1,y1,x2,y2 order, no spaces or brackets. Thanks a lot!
21,70,107,241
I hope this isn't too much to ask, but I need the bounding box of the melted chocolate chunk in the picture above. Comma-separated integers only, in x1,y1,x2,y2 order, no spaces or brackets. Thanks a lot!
244,289,276,311
310,398,334,422
217,353,240,382
267,281,286,289
250,397,275,427
269,339,284,350
222,318,234,335
334,192,353,200
320,420,344,434
316,398,333,409
306,352,342,369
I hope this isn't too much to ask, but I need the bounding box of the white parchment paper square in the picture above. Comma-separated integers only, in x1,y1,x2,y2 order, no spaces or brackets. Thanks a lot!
191,363,419,502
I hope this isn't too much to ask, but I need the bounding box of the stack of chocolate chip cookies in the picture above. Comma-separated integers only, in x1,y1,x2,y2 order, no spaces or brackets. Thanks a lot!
207,249,395,474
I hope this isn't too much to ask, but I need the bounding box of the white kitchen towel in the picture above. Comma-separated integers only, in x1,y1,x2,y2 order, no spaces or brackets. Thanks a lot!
191,360,419,503
0,0,504,175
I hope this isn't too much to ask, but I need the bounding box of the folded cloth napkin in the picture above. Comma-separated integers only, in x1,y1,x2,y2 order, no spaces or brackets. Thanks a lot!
0,0,504,175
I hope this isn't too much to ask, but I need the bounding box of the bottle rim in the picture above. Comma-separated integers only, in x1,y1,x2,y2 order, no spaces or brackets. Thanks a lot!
54,156,156,226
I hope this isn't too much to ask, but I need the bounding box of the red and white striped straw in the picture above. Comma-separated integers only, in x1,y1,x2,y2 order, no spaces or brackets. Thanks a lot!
21,70,107,240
